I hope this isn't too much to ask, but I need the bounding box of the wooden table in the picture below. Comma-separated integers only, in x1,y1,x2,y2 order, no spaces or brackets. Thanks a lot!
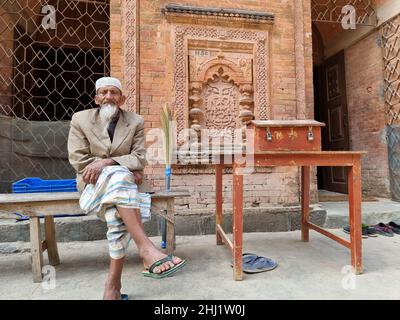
214,151,366,281
0,190,190,282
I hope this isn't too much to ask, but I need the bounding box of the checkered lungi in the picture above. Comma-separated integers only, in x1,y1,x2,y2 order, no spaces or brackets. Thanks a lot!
79,165,151,259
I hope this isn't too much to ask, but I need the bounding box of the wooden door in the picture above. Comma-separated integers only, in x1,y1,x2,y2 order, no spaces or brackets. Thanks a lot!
321,50,350,193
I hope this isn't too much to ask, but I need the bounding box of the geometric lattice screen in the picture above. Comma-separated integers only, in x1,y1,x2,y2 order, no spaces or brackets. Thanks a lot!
387,125,400,201
0,0,110,192
382,14,400,126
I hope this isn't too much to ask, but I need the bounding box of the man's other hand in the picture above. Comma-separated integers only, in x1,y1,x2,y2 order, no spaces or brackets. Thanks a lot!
132,171,143,185
83,159,116,185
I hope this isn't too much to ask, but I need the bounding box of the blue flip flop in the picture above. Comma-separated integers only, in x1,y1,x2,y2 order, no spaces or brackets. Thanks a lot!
231,254,278,273
121,294,129,300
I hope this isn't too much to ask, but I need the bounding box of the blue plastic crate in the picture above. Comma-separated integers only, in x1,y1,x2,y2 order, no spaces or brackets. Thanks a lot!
12,178,77,193
12,177,82,221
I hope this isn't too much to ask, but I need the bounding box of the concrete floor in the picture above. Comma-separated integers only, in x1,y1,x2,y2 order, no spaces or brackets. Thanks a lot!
1,229,400,300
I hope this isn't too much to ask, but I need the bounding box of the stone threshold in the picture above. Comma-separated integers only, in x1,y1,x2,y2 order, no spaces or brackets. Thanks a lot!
2,199,400,244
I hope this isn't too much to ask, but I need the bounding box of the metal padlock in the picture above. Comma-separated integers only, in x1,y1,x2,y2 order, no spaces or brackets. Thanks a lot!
266,127,273,141
307,127,314,141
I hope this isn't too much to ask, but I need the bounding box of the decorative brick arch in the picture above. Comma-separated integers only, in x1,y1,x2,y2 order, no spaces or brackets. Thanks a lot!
172,24,271,135
198,56,246,86
187,52,255,142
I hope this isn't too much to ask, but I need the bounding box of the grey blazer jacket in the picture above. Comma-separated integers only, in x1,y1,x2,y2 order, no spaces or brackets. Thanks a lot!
67,108,152,194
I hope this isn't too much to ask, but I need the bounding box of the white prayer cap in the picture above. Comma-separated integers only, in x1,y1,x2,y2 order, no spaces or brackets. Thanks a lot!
95,77,123,93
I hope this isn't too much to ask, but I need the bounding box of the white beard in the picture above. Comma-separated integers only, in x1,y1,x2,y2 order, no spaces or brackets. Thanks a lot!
99,103,119,125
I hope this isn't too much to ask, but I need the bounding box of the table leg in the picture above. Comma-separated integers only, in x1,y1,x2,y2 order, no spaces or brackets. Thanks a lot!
30,217,43,282
348,160,363,274
301,166,311,242
166,199,175,256
216,164,223,245
44,216,60,266
232,162,243,281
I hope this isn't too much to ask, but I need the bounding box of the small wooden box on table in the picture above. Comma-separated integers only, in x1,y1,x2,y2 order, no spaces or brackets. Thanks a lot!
0,190,190,282
214,120,366,280
249,120,324,152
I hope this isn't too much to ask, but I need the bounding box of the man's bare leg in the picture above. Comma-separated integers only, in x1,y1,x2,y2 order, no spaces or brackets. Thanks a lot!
116,206,182,273
103,257,124,300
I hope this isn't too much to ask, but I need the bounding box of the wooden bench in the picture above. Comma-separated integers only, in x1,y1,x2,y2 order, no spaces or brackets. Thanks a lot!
0,190,190,282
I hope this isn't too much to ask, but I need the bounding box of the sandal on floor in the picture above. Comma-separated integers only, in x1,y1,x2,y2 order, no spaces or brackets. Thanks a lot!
142,255,187,279
231,254,278,274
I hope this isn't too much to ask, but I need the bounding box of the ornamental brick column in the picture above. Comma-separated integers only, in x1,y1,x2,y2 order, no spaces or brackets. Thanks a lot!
111,0,139,113
294,0,307,120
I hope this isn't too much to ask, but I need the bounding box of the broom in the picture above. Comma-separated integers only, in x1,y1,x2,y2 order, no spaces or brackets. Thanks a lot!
159,105,175,249
160,104,175,191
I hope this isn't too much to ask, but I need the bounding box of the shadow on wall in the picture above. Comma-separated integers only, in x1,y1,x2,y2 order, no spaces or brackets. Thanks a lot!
0,115,75,192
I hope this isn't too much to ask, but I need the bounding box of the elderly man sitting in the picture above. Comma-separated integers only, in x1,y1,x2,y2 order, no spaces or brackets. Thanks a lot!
67,77,186,300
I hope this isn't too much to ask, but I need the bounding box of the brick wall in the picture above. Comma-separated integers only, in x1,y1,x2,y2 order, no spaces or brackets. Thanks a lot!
111,0,318,215
345,30,391,197
110,0,123,82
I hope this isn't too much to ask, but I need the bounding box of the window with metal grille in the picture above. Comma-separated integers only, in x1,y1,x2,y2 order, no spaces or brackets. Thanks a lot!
0,0,110,191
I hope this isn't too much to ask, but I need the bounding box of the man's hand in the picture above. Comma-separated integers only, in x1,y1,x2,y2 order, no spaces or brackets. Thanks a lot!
83,159,116,185
132,170,143,185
